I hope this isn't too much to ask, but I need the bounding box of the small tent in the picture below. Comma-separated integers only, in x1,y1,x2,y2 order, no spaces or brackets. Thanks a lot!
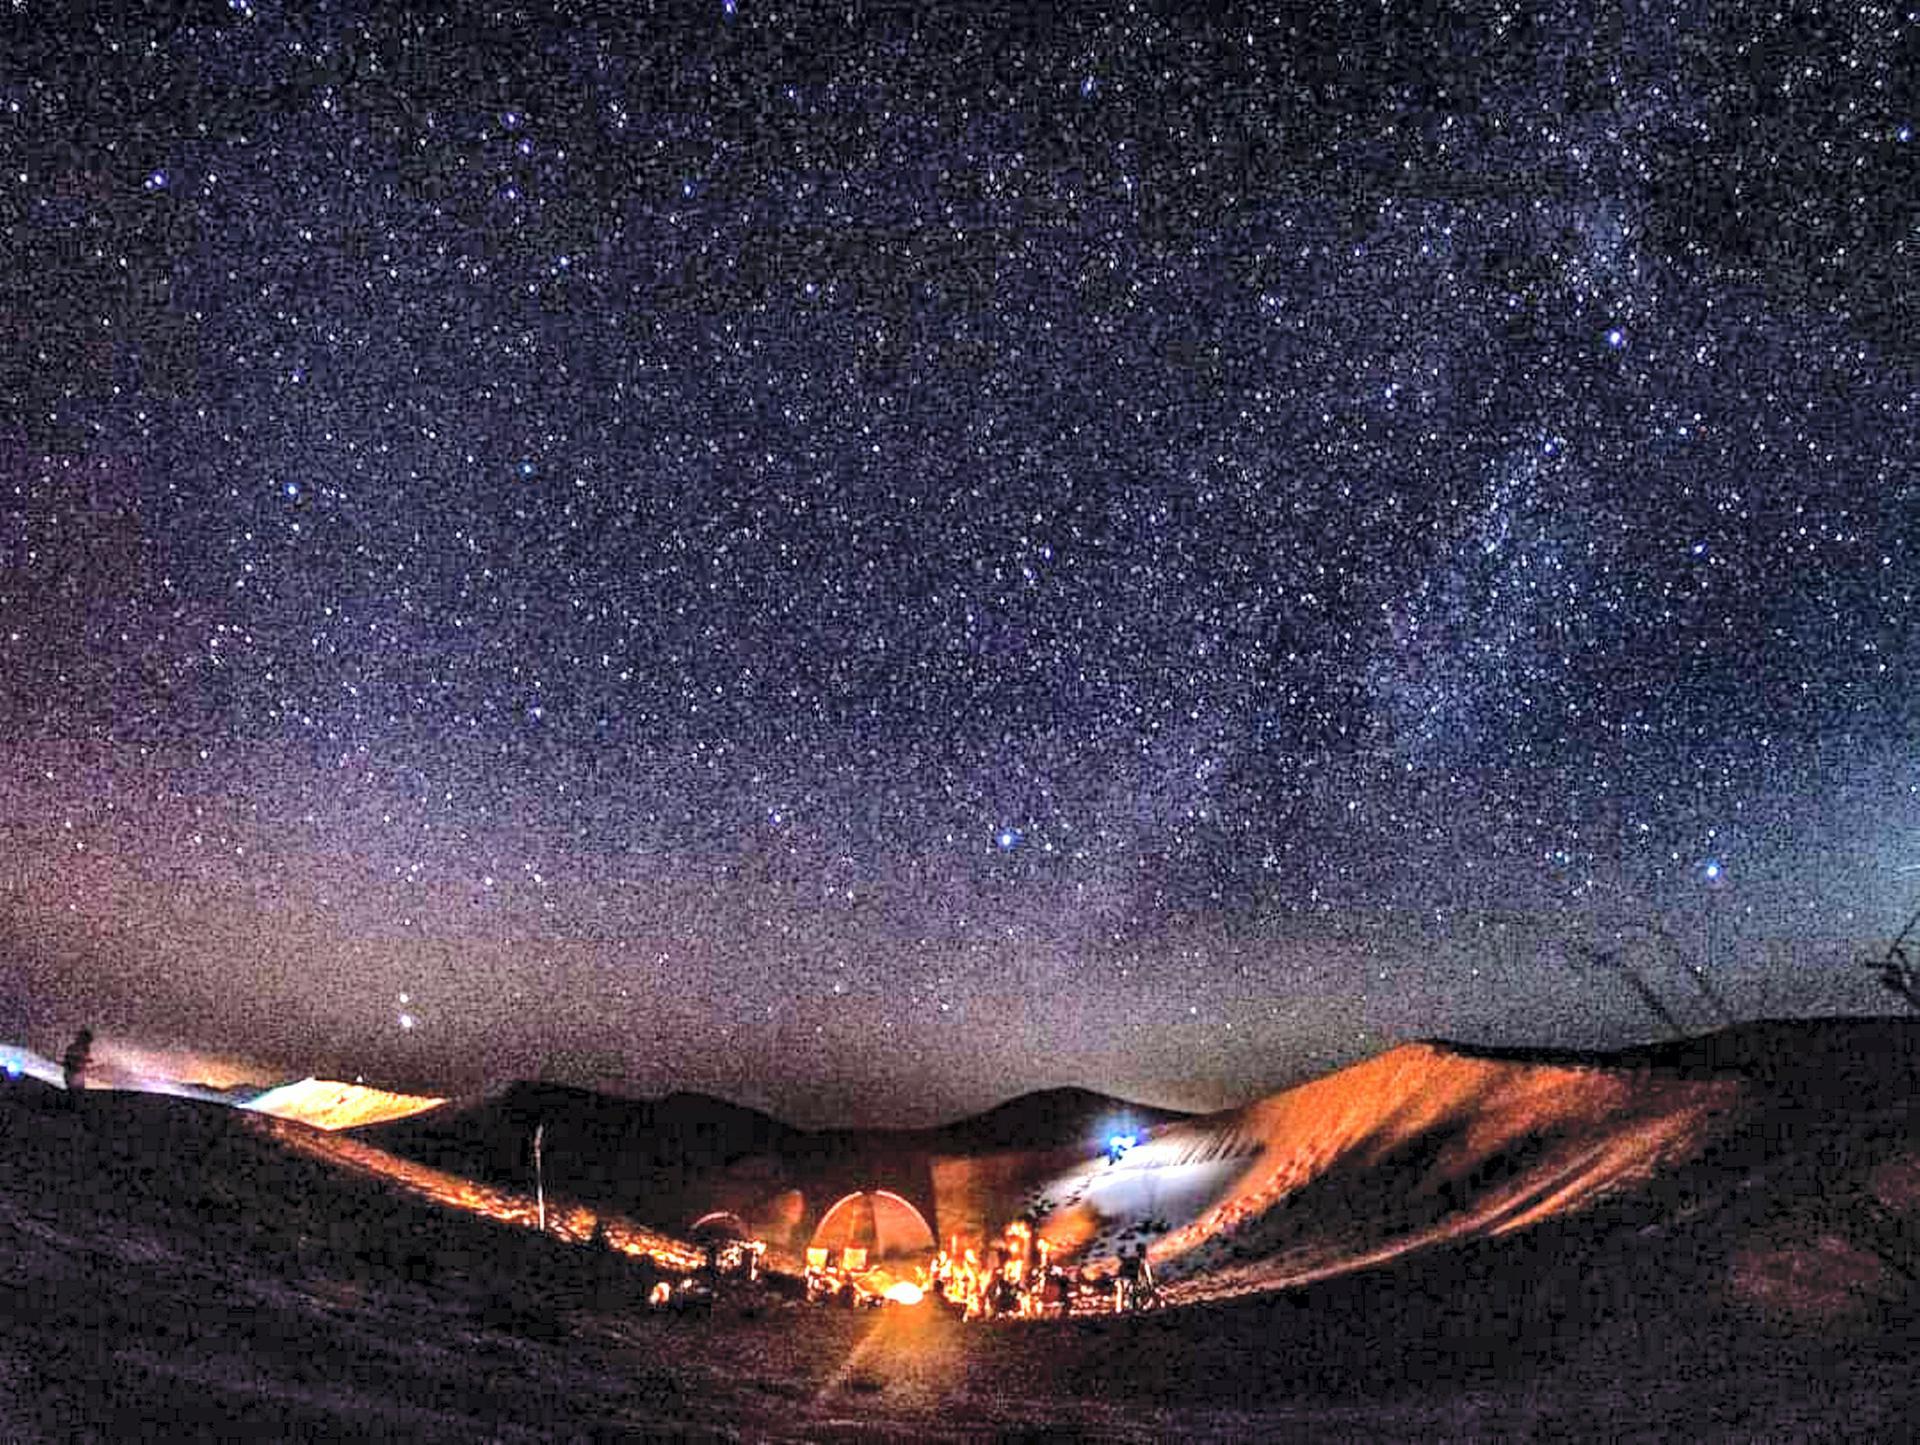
688,1211,752,1244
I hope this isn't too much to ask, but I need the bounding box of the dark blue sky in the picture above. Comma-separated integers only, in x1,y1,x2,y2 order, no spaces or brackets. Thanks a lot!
2,1,1916,1123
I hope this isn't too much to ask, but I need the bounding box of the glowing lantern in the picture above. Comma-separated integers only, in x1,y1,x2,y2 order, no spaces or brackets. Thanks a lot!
883,1281,925,1306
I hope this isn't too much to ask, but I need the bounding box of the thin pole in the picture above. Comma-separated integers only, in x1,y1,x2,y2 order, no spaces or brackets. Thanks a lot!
534,1122,546,1233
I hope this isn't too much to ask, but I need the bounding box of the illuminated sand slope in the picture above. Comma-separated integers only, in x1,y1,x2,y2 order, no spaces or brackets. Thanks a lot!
248,1113,703,1271
949,1043,1738,1284
246,1077,448,1131
965,1020,1920,1311
1144,1040,1741,1298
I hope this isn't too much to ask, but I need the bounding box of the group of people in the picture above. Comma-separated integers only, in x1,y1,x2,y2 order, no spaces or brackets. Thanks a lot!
923,1221,1157,1319
924,1219,1060,1318
796,1220,1158,1318
700,1235,764,1285
802,1245,882,1307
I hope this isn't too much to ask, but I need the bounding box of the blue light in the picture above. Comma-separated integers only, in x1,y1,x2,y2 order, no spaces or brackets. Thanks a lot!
1703,859,1723,883
995,827,1022,851
1108,1133,1137,1152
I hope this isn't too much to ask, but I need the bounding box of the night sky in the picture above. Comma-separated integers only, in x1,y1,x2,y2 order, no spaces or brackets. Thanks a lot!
3,1,1917,1126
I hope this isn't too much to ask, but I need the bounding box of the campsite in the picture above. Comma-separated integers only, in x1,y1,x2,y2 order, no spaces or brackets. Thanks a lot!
10,0,1920,1434
4,1017,1917,1439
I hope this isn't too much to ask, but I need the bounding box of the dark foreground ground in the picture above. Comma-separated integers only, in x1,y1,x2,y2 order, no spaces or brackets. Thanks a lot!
2,1073,1915,1441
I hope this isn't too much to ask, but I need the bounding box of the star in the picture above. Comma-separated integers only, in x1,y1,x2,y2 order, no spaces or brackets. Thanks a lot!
0,0,1908,1123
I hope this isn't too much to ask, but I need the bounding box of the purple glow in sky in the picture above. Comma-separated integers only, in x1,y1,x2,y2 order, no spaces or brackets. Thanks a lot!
2,1,1915,1124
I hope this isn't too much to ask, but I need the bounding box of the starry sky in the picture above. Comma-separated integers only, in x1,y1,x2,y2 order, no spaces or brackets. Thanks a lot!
2,1,1917,1126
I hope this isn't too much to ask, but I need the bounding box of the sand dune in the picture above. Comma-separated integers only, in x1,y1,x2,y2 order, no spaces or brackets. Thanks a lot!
4,1018,1918,1438
245,1077,447,1131
922,1019,1920,1325
923,1037,1740,1282
343,1020,1920,1314
1147,1039,1744,1297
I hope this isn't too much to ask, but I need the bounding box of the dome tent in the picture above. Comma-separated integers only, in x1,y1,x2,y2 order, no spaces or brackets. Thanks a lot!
808,1189,935,1261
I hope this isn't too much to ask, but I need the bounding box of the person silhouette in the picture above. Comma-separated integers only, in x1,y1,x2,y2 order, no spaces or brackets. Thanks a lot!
62,1028,94,1108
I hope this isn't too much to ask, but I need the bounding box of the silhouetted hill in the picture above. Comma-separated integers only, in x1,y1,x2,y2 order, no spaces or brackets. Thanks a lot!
1431,1016,1920,1096
354,1080,1189,1240
0,1071,63,1105
362,1080,1184,1178
360,1081,800,1190
920,1085,1190,1153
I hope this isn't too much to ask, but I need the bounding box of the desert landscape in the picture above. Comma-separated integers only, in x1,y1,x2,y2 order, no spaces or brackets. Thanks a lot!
5,1017,1917,1440
10,0,1919,1438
